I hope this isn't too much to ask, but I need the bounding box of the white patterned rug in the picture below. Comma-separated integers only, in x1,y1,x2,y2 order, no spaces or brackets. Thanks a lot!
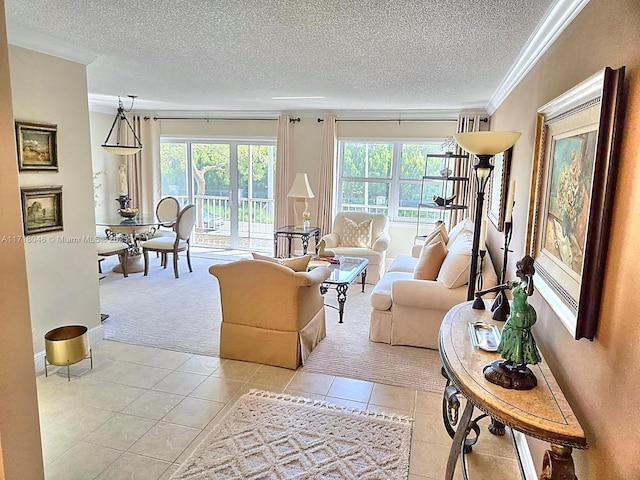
171,390,413,480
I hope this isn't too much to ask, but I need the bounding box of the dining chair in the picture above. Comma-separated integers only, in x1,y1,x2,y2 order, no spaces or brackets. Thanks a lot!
141,204,197,278
152,196,180,266
153,196,180,238
97,240,130,277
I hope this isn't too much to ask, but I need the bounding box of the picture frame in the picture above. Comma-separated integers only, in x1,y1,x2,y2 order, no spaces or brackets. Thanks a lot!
487,147,512,232
526,66,625,340
16,121,58,171
21,186,64,235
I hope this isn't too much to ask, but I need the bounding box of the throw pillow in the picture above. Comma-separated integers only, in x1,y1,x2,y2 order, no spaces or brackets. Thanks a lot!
426,230,447,247
437,231,473,288
423,222,449,245
413,240,448,280
341,217,372,247
251,253,312,272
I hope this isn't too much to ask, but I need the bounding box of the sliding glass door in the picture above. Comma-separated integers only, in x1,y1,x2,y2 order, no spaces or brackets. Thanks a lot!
160,139,276,251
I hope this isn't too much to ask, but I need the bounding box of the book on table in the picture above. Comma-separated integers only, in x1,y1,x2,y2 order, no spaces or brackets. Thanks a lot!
312,255,344,264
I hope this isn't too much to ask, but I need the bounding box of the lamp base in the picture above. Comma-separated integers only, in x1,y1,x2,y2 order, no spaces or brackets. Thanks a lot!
483,360,537,390
292,198,307,228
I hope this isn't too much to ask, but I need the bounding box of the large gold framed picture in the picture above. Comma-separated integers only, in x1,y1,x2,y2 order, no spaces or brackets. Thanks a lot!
487,147,512,232
21,186,64,235
16,121,59,171
527,67,625,340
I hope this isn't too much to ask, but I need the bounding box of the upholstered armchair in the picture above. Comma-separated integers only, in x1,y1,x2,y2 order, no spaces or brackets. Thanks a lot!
209,259,332,369
319,211,390,282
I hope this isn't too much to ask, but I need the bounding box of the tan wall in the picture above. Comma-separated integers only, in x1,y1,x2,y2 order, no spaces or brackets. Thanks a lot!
9,46,101,354
159,117,456,257
0,2,44,478
488,0,640,477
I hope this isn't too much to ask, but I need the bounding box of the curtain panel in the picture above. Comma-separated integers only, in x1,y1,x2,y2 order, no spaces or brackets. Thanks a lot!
275,115,292,255
126,115,161,217
450,114,482,228
317,115,337,236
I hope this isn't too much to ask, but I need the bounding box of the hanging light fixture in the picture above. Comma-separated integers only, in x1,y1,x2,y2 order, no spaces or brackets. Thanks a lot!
102,95,142,156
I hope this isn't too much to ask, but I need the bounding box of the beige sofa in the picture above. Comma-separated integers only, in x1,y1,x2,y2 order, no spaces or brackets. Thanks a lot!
209,259,331,369
319,211,390,283
369,220,498,349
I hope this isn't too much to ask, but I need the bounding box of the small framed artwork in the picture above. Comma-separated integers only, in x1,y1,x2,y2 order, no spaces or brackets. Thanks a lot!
487,147,512,232
21,186,63,235
526,66,625,340
16,122,58,171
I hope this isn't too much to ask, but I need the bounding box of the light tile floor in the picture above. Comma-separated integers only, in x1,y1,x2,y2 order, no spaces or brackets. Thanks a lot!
37,340,520,479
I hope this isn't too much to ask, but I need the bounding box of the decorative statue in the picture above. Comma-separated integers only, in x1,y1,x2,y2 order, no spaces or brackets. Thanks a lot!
475,255,541,390
118,163,128,196
316,239,335,258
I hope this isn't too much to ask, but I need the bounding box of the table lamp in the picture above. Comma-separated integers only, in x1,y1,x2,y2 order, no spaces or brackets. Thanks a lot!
453,131,521,302
287,173,315,228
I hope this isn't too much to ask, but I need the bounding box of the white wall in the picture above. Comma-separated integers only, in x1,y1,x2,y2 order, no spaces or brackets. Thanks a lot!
158,116,458,257
9,46,101,353
90,111,122,221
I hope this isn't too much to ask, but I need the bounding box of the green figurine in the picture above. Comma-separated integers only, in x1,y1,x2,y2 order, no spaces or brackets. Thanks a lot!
476,255,541,390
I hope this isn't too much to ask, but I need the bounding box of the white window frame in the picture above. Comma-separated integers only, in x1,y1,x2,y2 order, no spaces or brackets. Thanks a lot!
336,138,446,223
160,137,276,247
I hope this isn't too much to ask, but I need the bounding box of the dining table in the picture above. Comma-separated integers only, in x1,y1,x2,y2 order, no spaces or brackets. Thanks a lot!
96,213,175,274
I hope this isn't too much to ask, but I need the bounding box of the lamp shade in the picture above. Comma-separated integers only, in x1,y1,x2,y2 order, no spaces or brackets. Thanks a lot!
102,145,142,156
454,131,521,155
287,173,315,198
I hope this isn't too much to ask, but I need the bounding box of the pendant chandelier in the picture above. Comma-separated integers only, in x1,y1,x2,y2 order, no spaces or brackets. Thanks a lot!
102,95,142,156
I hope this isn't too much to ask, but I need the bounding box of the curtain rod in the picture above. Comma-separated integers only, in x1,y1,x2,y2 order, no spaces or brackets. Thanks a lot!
144,116,300,123
316,117,487,123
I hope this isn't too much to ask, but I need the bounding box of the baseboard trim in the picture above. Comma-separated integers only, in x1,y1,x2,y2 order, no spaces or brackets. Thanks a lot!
34,324,105,373
513,430,539,480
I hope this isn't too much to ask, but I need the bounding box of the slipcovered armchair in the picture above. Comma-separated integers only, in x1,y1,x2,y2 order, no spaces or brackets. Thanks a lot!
209,259,332,369
319,211,390,283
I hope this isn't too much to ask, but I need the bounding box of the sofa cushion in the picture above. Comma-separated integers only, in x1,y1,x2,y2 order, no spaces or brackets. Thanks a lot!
388,255,418,273
252,253,312,272
447,219,474,248
438,231,473,288
370,271,413,311
341,217,372,247
413,240,448,280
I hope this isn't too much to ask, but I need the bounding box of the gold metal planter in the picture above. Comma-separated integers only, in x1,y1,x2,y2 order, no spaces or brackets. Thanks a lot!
44,325,93,381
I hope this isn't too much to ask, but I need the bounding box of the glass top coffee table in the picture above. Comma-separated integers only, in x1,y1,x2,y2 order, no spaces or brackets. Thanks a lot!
313,257,369,323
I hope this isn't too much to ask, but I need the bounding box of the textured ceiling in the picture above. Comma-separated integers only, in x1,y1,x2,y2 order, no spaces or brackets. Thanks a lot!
4,0,556,114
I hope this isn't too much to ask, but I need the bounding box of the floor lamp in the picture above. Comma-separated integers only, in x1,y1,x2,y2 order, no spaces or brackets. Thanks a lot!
453,131,521,302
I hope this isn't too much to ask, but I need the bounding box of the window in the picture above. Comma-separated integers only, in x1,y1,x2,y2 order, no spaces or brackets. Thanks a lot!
337,140,448,223
160,139,276,251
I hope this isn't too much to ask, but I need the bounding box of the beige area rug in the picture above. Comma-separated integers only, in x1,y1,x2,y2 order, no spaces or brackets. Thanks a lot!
171,390,412,480
100,255,445,392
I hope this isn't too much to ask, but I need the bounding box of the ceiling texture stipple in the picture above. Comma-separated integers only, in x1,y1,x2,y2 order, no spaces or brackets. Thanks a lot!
4,0,557,115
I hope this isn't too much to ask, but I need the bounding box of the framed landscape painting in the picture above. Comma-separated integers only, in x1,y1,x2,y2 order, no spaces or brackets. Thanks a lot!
527,66,625,340
16,122,58,171
21,186,63,235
